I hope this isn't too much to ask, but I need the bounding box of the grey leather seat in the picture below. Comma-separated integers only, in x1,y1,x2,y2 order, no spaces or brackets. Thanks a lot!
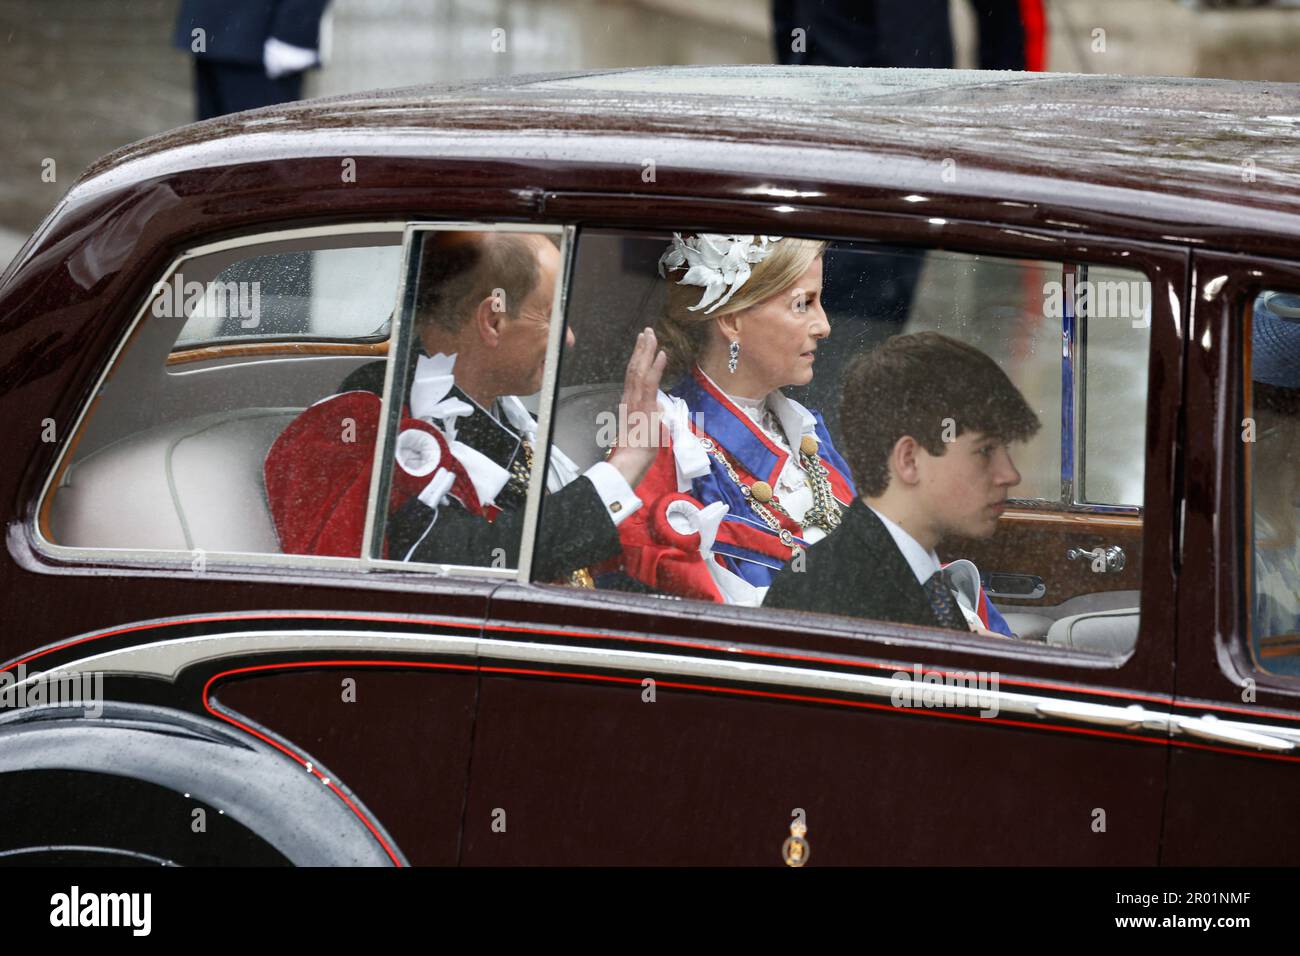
1003,590,1140,652
552,382,623,473
1000,612,1053,642
1045,608,1140,655
49,408,301,553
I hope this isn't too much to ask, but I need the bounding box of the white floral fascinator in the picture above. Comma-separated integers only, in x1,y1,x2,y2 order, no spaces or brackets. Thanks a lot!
657,234,783,314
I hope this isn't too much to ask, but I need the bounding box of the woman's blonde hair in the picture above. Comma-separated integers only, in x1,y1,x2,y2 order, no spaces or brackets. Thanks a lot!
657,236,827,381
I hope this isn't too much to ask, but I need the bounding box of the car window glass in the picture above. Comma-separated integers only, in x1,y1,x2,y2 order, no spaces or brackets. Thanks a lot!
1080,264,1150,507
541,228,1150,656
175,245,401,347
43,230,404,562
1247,289,1300,676
366,226,567,575
903,247,1061,501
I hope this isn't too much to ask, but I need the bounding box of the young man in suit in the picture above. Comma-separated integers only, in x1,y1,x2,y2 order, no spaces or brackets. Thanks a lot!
765,332,1040,633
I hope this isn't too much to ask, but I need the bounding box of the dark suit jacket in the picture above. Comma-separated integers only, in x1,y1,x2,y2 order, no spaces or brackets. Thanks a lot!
339,360,621,581
764,499,949,629
174,0,330,64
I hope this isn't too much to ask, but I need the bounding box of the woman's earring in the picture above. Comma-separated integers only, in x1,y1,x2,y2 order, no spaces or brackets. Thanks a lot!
728,339,740,374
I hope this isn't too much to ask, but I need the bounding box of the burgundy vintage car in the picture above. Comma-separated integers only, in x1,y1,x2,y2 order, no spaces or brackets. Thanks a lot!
0,66,1297,866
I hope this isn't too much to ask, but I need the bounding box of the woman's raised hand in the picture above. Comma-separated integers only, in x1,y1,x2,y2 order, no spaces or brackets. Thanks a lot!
607,327,668,488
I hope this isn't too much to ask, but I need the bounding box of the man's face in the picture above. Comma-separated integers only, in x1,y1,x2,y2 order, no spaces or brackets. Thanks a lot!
914,430,1022,541
496,238,564,396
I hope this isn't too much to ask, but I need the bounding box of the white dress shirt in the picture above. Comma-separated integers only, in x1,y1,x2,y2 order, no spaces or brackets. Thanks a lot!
866,504,943,586
867,504,987,631
408,352,641,526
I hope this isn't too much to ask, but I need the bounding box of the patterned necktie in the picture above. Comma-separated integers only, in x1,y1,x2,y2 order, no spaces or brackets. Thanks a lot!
924,570,969,631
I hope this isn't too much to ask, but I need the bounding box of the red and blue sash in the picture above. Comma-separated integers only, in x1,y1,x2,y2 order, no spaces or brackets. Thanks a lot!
669,368,855,589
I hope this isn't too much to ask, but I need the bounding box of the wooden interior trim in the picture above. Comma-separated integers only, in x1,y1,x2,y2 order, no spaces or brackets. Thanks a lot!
1260,634,1300,659
166,340,389,366
999,508,1143,530
39,392,103,544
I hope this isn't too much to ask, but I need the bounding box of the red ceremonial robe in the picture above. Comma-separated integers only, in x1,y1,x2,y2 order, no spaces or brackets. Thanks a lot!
264,390,484,558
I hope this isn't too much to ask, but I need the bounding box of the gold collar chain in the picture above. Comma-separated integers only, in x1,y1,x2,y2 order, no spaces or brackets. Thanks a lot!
696,433,842,559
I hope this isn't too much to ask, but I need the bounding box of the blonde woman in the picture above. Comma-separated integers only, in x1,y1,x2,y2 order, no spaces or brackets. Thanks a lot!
610,233,855,606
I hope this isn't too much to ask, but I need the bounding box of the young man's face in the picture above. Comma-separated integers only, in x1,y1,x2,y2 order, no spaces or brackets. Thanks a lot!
915,430,1022,541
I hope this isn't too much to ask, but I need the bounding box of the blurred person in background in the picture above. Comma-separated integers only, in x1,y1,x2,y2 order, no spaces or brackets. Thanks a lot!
174,0,332,120
773,0,1045,70
771,0,1046,432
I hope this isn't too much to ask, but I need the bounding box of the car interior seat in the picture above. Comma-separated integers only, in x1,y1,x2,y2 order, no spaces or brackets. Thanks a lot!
551,382,624,473
1002,589,1140,653
48,408,301,553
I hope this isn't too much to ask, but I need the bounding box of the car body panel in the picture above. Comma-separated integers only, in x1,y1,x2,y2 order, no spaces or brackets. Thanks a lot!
1161,249,1300,865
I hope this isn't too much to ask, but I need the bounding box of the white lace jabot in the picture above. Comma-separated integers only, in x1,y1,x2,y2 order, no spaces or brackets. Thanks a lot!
697,369,786,447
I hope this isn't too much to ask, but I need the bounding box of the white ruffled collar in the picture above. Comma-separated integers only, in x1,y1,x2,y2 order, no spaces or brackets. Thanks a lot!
405,351,575,504
694,365,815,455
409,351,539,445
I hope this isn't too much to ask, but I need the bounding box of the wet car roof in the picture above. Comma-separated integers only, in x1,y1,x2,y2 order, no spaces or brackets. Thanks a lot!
69,66,1300,243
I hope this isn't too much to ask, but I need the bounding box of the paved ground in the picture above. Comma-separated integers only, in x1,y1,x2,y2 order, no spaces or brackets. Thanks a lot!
0,0,759,259
0,0,192,250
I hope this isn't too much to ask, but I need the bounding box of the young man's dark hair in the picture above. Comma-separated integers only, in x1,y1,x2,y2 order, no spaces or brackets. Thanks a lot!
840,331,1041,497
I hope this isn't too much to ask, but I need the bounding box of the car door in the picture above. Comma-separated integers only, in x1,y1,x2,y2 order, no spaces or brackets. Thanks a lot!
457,200,1184,865
1163,250,1300,864
6,222,508,865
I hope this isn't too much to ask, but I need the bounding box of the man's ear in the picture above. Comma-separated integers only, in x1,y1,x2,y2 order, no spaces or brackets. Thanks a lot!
889,435,922,488
471,294,506,347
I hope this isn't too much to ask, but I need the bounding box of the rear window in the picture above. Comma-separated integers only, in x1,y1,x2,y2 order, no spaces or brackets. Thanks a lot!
174,245,401,348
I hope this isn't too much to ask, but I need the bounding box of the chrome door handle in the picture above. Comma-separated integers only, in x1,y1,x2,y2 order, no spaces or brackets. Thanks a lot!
1066,545,1126,573
1172,714,1296,752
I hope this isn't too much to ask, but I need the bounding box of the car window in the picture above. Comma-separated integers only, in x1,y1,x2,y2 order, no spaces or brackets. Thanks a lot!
41,227,406,563
174,245,402,348
1247,289,1300,677
363,225,568,576
539,228,1151,655
1079,264,1150,507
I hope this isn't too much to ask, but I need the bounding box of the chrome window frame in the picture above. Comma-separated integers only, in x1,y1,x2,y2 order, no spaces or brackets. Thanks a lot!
31,220,571,587
362,221,572,582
